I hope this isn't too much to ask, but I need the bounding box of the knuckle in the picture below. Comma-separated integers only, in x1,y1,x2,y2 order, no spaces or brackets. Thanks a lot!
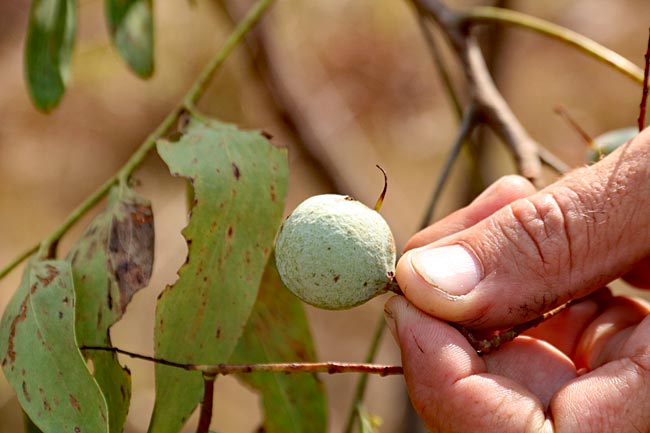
498,193,574,284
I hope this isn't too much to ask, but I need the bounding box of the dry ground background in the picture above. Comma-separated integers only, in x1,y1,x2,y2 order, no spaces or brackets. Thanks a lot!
1,0,649,432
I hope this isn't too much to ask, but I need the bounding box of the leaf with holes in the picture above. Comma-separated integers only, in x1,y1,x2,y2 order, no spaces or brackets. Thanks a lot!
148,114,288,433
25,0,77,111
67,185,154,433
105,0,154,77
0,260,108,433
231,254,327,433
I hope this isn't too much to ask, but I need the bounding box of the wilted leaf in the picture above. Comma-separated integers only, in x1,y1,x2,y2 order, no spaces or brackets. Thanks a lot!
67,185,154,433
25,0,76,112
230,255,327,433
149,114,288,433
69,186,154,342
0,260,108,433
105,0,154,77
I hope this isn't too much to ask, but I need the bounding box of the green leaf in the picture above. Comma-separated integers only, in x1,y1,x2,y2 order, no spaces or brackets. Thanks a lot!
22,411,43,433
230,254,328,433
22,411,45,433
0,260,108,433
25,0,77,112
105,0,154,77
148,114,288,433
67,185,155,433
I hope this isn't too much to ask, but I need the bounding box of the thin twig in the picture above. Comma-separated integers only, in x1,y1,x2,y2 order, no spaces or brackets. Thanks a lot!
219,0,344,193
462,6,644,84
420,104,479,228
412,0,545,186
537,147,570,174
638,28,650,132
457,298,577,356
416,14,463,118
464,35,543,185
0,245,38,280
0,0,275,279
81,346,403,376
342,315,388,433
196,375,216,433
184,0,274,107
416,13,483,188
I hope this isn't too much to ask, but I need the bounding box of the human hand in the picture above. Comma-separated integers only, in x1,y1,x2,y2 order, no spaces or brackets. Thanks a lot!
386,127,650,432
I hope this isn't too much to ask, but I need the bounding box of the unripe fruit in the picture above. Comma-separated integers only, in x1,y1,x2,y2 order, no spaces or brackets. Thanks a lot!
587,126,638,163
275,194,396,310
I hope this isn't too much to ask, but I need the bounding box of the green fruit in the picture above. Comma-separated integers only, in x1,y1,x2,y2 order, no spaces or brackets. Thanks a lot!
275,194,396,310
587,126,637,163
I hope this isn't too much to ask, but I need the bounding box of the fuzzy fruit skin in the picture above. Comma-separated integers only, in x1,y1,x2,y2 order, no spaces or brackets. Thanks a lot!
275,194,396,310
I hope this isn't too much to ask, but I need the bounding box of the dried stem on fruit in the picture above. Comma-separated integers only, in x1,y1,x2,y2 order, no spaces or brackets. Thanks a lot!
374,165,389,212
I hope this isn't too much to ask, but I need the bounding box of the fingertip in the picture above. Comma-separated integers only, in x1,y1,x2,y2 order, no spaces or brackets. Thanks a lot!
395,246,484,324
387,296,483,382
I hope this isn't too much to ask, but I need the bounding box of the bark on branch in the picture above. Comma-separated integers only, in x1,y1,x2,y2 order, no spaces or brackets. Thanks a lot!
413,0,555,186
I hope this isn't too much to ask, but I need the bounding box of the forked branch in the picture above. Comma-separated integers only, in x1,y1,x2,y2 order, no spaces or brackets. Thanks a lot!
413,0,545,186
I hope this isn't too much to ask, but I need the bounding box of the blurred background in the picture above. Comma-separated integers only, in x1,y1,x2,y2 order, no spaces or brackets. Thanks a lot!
1,0,649,431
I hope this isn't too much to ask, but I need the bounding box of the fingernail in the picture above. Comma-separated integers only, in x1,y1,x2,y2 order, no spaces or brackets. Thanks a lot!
383,305,398,342
410,245,481,296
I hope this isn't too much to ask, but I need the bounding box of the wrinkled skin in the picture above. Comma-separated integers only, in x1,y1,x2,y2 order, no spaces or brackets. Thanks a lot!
386,127,650,432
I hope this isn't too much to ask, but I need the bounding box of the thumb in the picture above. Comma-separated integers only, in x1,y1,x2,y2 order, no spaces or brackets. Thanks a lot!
396,127,650,329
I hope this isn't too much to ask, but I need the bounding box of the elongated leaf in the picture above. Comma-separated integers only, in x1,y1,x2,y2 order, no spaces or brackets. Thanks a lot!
25,0,76,111
231,254,327,433
105,0,154,77
149,114,288,433
67,186,154,433
0,260,108,433
23,411,45,433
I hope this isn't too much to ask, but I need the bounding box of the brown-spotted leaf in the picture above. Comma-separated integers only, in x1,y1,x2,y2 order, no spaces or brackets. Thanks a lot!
148,114,288,433
68,185,154,339
231,254,327,433
67,185,154,433
0,260,109,433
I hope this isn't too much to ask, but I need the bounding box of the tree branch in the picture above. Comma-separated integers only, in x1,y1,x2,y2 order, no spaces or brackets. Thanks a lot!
420,104,479,228
81,346,403,376
638,28,650,131
342,314,388,433
463,6,644,84
413,0,546,186
219,0,345,193
196,375,216,433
